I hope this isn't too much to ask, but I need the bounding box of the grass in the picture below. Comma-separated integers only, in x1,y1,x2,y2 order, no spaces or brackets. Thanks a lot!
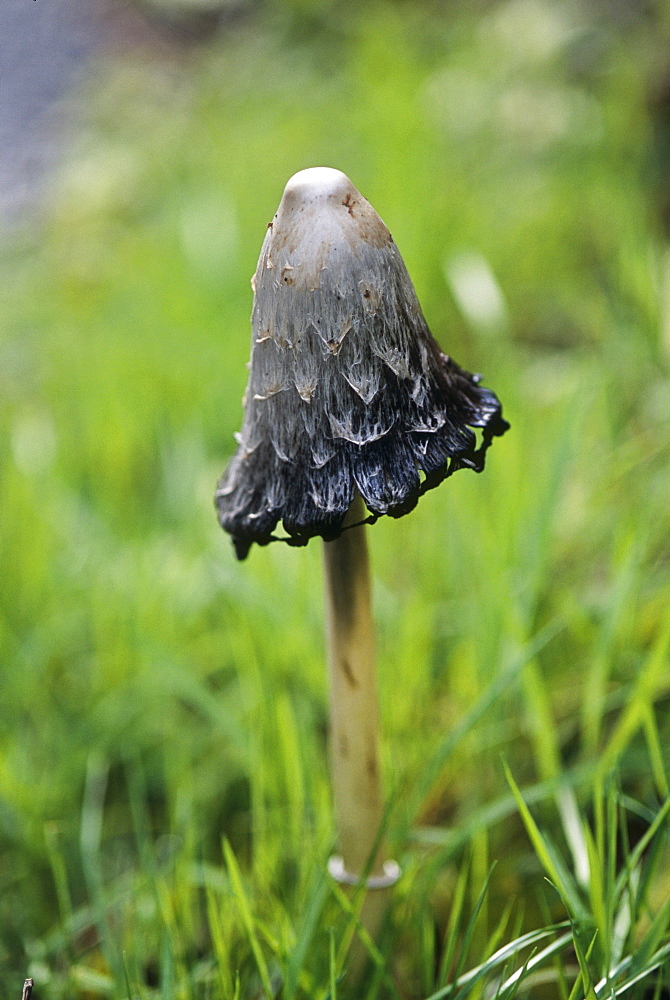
1,0,670,997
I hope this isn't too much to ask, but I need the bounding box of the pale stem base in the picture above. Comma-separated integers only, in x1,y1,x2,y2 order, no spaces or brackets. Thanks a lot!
323,494,386,877
323,495,392,971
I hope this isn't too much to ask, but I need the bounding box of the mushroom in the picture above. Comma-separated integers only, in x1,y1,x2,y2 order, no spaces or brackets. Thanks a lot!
215,167,509,933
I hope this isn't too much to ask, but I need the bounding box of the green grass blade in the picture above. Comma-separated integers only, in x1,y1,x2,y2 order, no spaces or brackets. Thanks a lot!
641,704,669,799
438,851,472,986
496,932,574,997
628,895,670,975
122,953,133,1000
610,942,670,997
44,822,75,955
595,954,633,994
605,782,619,976
492,961,512,1000
414,762,597,853
205,882,235,1000
556,785,591,889
596,619,670,783
498,946,538,1000
538,891,570,1000
223,838,274,998
504,762,585,919
613,795,670,904
328,880,401,999
583,822,607,976
451,862,497,998
581,537,640,757
329,929,337,1000
521,656,562,781
407,619,565,825
421,910,437,996
424,923,571,1000
570,927,598,1000
275,692,306,847
284,869,330,1000
483,899,515,971
470,828,490,963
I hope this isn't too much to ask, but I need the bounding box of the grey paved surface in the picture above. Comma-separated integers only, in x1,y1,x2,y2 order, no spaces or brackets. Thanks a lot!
0,0,108,223
0,0,186,226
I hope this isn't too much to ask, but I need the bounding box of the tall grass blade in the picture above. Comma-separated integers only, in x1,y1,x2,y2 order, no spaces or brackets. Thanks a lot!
504,762,585,919
44,823,75,955
583,823,607,976
610,942,670,997
614,795,670,904
423,923,571,1000
628,895,670,975
205,883,235,999
570,927,598,1000
451,863,496,998
414,762,596,851
408,619,565,825
284,869,329,1000
641,705,669,798
557,786,591,889
498,946,538,1000
329,929,337,1000
496,932,574,997
222,838,274,998
649,968,666,1000
484,899,515,966
492,961,512,1000
438,851,472,987
582,537,640,757
328,880,399,996
521,655,561,781
596,620,670,782
275,692,306,847
122,951,133,1000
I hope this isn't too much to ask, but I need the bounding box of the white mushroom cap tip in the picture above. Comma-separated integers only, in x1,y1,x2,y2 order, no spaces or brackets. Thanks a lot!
281,167,358,208
259,167,391,294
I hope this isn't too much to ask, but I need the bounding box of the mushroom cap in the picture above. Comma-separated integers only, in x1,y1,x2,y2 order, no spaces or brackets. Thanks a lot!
216,167,509,559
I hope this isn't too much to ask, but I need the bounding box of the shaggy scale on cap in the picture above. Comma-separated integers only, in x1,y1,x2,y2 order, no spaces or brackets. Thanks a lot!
216,168,509,559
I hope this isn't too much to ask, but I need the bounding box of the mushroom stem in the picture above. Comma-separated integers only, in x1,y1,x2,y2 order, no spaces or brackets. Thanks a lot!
323,493,386,881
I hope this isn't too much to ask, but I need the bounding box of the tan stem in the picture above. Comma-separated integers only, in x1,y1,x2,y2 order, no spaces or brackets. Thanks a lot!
323,494,386,878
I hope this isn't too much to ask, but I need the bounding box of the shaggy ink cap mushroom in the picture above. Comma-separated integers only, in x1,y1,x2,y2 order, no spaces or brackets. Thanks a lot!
216,167,509,559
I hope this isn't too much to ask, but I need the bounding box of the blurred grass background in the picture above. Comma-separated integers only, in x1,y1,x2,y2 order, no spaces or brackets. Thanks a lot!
1,0,670,996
